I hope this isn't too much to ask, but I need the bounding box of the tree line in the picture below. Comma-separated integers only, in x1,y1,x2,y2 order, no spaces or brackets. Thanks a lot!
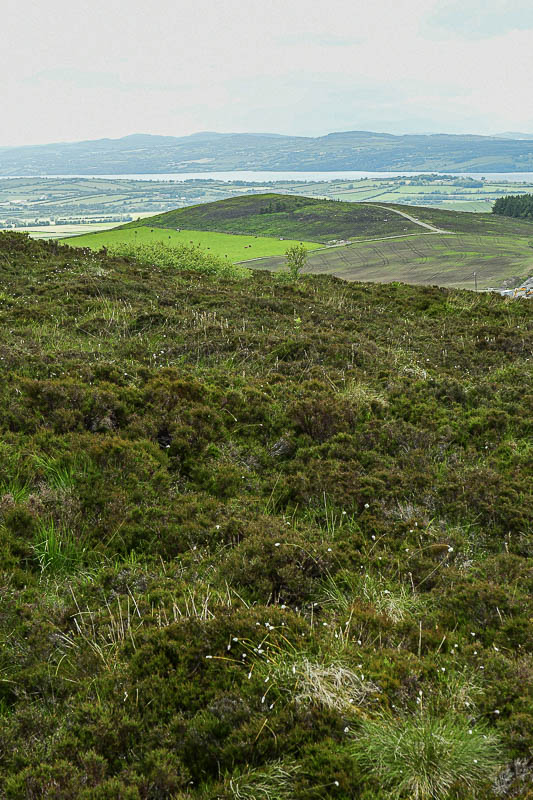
492,193,533,219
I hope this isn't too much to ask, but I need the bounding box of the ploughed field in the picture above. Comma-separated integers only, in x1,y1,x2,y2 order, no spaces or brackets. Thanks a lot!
249,232,533,289
0,231,532,799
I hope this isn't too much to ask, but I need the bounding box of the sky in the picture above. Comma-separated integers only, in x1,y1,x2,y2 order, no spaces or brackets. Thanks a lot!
1,0,533,146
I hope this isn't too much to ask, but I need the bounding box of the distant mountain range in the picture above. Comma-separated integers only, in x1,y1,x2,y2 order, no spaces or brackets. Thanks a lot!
2,130,533,175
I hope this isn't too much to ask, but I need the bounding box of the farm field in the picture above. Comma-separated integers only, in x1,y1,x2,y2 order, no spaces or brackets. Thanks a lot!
23,221,127,240
383,204,533,236
247,232,533,289
63,225,321,263
3,175,533,234
326,179,528,212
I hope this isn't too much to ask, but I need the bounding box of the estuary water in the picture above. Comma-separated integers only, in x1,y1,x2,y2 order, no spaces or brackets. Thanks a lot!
5,171,533,183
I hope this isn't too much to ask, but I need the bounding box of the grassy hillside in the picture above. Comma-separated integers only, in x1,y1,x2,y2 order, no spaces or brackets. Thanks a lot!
113,195,533,289
122,194,423,242
384,204,533,236
0,232,532,799
62,226,321,263
248,232,533,289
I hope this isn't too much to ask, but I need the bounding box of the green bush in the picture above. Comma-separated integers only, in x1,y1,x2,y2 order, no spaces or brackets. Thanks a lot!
106,240,250,279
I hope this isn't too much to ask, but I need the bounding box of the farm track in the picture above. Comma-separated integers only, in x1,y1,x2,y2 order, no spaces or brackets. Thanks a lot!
367,203,455,234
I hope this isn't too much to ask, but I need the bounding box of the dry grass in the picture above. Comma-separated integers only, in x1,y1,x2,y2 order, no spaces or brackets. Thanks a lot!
254,647,379,713
226,761,300,800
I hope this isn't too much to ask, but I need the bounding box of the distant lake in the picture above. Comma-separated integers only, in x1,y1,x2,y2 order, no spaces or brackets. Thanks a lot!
4,171,533,183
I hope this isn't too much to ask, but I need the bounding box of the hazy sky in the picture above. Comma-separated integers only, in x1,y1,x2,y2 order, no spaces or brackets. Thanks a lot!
1,0,532,146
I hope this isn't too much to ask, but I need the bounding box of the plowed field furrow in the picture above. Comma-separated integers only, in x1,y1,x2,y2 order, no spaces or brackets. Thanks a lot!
245,232,533,289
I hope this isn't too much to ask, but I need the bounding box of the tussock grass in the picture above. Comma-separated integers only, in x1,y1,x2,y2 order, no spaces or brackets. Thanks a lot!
0,478,30,504
33,520,87,575
320,572,429,623
340,379,388,410
33,454,87,491
349,711,502,800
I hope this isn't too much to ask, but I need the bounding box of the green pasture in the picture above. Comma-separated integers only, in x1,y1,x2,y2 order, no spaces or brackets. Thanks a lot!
248,232,533,289
61,226,321,263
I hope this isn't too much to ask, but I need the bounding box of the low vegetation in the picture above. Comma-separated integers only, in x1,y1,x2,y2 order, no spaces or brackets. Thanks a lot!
104,240,251,279
0,231,532,798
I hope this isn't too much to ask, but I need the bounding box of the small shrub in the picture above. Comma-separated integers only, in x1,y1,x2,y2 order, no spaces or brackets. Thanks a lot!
284,244,308,280
107,240,250,279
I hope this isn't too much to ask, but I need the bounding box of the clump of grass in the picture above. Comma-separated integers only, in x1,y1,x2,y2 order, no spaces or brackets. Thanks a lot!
33,520,86,575
320,572,429,623
54,592,143,672
340,380,388,411
0,478,30,504
254,646,378,713
349,711,502,800
227,760,300,799
107,240,250,279
33,454,86,491
435,668,484,714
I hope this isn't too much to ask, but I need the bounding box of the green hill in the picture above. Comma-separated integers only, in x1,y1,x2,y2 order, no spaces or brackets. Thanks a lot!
114,195,533,289
0,231,532,798
123,194,533,241
122,193,423,242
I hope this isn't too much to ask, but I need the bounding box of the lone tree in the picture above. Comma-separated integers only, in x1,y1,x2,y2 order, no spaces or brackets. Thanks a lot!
285,244,308,279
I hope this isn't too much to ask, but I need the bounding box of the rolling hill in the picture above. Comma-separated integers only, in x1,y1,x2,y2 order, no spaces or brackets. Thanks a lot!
129,194,533,289
65,194,533,289
3,129,533,175
121,194,423,242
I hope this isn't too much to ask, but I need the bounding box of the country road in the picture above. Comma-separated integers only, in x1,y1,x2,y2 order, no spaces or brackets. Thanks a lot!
368,203,454,234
